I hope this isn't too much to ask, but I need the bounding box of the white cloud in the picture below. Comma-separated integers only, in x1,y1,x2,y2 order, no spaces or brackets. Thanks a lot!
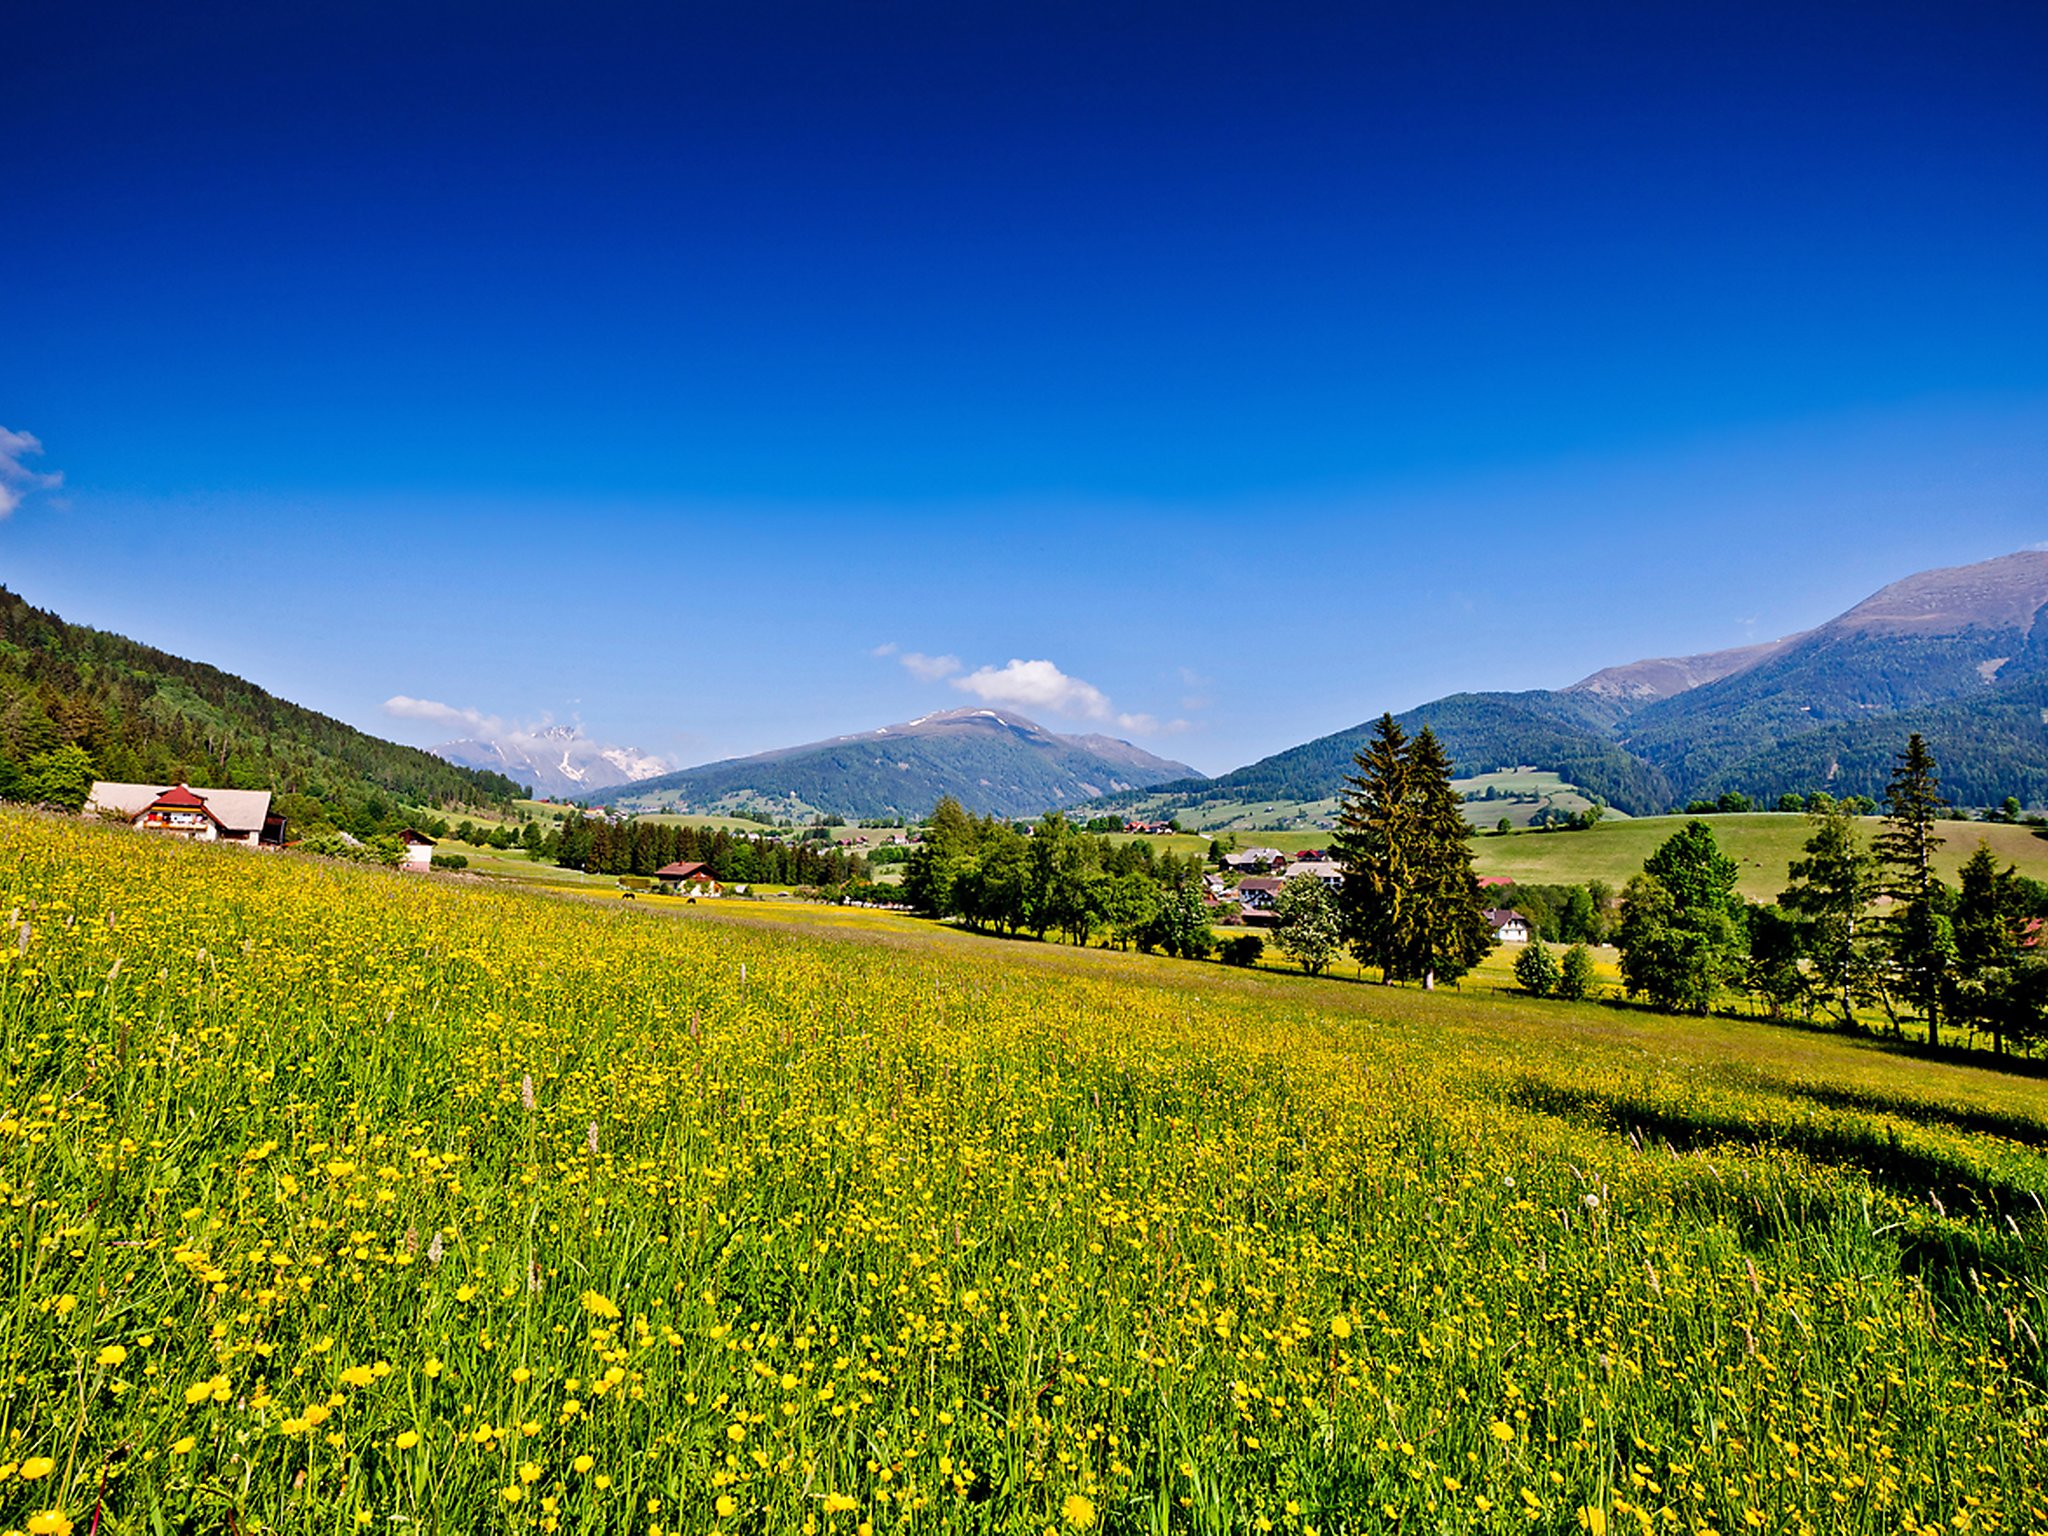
900,651,962,681
870,642,899,657
954,658,1113,719
949,657,1183,735
383,695,504,735
0,427,63,519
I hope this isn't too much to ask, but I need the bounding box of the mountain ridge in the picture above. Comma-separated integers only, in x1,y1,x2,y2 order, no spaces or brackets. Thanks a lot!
434,725,669,799
1097,549,2048,823
615,707,1202,819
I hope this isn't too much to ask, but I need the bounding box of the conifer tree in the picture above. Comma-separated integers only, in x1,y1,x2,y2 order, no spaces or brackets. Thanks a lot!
1333,714,1414,980
1876,733,1956,1047
1333,717,1492,988
1779,799,1879,1028
1401,728,1495,988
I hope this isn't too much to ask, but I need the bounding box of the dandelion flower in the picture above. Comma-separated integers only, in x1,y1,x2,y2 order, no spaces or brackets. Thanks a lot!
96,1345,128,1368
395,1431,420,1450
1491,1421,1515,1443
171,1437,197,1455
717,1495,738,1518
581,1291,621,1321
573,1455,595,1474
20,1457,57,1480
28,1512,72,1536
1062,1492,1098,1528
824,1493,859,1513
1329,1316,1352,1340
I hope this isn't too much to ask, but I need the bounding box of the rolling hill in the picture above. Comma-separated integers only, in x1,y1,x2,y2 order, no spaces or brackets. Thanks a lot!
0,585,526,811
613,707,1203,820
1097,549,2048,825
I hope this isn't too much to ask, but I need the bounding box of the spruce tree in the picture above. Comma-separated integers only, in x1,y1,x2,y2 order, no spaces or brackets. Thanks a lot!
1333,714,1414,980
1876,733,1956,1048
1779,799,1879,1028
1332,718,1492,988
1401,728,1495,988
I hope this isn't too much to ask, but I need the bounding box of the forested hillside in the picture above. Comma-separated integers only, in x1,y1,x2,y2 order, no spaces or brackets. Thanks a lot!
1106,690,1671,818
0,585,524,816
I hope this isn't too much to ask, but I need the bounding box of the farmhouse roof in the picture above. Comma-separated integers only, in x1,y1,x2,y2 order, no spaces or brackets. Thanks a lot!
655,860,710,880
1483,908,1528,929
398,828,437,846
1238,876,1286,894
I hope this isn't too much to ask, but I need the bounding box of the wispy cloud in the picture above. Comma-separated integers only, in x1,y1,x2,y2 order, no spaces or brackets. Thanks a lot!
384,695,504,735
0,428,63,519
901,651,962,681
873,643,962,680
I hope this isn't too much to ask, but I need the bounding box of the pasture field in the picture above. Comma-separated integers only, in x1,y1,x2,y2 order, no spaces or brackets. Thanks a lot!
3,811,2048,1536
1472,814,2048,902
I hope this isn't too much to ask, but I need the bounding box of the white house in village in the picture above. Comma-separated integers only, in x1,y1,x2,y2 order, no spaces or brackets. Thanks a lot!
1285,859,1345,889
85,782,285,846
1485,908,1533,944
397,828,437,870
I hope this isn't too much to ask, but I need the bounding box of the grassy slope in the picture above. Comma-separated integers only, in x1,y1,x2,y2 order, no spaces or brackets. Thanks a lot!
1471,813,2048,900
9,813,2048,1532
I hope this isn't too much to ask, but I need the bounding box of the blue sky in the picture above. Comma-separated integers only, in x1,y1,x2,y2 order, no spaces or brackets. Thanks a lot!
4,1,2046,777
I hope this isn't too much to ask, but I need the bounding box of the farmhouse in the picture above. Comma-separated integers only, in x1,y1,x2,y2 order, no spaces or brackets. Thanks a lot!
1221,847,1285,873
655,860,724,897
85,781,286,847
1235,875,1286,920
1485,908,1533,944
397,828,436,870
1284,858,1345,889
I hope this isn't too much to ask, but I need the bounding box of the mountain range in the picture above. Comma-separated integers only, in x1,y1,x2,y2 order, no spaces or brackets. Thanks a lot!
609,708,1201,820
433,725,669,800
1098,549,2048,822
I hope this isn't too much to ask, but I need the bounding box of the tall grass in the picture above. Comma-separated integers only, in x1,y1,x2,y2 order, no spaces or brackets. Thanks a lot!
0,811,2044,1535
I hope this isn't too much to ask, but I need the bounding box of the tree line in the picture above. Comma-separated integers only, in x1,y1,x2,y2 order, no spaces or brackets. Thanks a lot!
902,799,1215,954
551,816,866,888
1599,733,2048,1052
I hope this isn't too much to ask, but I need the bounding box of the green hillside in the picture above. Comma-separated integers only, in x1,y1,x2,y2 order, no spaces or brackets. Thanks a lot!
1472,813,2048,901
0,584,525,815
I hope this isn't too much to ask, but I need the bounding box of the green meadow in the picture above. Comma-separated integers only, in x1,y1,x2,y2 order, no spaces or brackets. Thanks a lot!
3,812,2046,1535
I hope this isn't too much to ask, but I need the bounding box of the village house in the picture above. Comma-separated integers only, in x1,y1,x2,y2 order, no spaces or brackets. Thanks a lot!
1285,858,1345,889
1220,847,1285,874
397,828,437,870
1235,875,1286,923
655,860,724,897
85,781,286,847
1485,908,1533,943
1123,819,1174,835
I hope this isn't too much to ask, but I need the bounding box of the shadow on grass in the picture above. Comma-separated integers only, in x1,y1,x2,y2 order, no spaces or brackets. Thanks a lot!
1722,1073,2048,1153
1507,1078,2048,1220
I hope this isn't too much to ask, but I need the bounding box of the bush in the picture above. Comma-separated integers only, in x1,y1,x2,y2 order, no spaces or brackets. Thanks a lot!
1513,941,1560,997
297,831,403,867
1220,935,1265,968
430,853,469,871
1556,943,1598,1001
